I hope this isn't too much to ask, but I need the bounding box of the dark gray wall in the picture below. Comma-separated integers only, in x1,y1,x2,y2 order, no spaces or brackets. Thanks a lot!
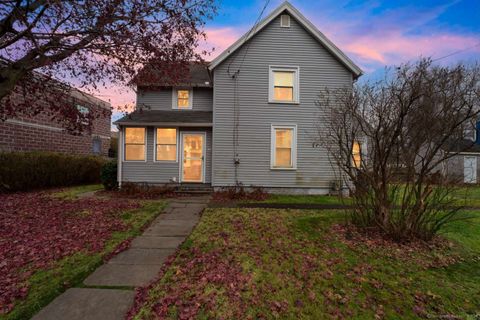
136,87,213,111
121,127,212,184
212,14,353,189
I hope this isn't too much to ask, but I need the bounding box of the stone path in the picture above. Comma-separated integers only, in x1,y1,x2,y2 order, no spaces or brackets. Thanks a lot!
32,196,209,320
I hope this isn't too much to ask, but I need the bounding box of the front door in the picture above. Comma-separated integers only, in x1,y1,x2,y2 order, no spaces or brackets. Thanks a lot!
181,133,205,182
464,156,477,184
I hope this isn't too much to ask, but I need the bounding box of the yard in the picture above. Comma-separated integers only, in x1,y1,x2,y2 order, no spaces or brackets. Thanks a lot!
129,208,480,319
0,185,166,320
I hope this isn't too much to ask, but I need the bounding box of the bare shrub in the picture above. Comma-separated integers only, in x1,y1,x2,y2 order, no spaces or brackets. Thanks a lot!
317,59,480,242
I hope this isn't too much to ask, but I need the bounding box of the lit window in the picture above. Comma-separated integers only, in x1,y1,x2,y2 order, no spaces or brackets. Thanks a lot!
352,141,361,168
156,128,177,161
174,89,192,109
269,66,299,103
271,125,297,169
124,127,145,161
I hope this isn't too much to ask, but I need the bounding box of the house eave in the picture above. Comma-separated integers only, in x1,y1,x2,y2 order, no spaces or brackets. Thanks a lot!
114,121,213,127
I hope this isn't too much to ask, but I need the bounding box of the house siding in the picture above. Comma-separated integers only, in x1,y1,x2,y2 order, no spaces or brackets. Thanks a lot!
137,87,213,111
445,154,480,184
212,14,353,189
121,126,212,184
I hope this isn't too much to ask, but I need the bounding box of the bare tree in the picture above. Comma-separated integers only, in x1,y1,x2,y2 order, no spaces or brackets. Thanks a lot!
0,0,217,131
317,59,480,241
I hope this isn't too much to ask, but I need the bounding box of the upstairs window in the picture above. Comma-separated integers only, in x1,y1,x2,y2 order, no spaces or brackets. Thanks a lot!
271,125,297,169
124,127,146,161
269,66,299,103
156,128,177,161
173,89,192,109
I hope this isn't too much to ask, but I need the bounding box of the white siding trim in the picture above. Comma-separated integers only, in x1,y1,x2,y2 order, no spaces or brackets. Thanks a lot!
172,88,193,110
153,127,179,163
270,124,297,170
117,128,123,187
268,65,300,104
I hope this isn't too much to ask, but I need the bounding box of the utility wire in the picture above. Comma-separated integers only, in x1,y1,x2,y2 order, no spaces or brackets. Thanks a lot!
432,42,480,62
227,0,271,77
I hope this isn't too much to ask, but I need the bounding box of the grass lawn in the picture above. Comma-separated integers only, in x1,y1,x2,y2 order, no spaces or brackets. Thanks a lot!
129,208,480,319
0,186,166,320
51,184,104,200
257,194,349,205
252,185,480,208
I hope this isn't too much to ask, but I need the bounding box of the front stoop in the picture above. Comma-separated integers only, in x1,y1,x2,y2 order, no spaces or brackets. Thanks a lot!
32,197,209,320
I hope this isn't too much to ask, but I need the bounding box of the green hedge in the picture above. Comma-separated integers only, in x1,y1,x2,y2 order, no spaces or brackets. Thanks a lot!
0,152,106,192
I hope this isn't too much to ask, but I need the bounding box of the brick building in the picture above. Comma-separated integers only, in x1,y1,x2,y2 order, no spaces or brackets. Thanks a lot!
0,85,111,156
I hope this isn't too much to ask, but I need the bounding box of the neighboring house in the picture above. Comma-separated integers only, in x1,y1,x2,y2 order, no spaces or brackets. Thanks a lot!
114,1,363,194
443,123,480,184
0,82,111,157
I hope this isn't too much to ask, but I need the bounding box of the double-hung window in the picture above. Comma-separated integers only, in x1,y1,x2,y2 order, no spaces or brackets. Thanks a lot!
271,125,297,169
156,128,177,161
124,127,146,161
173,89,192,109
269,66,299,103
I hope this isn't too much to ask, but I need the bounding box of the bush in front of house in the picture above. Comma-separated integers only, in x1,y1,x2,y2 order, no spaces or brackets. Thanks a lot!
0,152,105,192
101,161,118,190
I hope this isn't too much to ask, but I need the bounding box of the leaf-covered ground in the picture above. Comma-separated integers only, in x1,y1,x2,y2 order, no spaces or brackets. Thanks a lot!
0,187,166,319
129,208,480,319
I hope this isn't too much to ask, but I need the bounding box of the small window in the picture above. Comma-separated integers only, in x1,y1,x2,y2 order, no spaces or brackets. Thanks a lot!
124,127,146,161
271,125,297,169
269,66,299,103
76,104,90,125
92,137,101,155
173,89,192,109
352,141,361,168
156,128,177,161
464,127,476,141
280,14,290,27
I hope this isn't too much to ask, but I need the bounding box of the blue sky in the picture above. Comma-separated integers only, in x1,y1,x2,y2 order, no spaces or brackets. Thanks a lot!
108,0,480,126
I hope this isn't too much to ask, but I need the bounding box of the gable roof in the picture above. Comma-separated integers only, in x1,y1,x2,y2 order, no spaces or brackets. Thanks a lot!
208,1,363,79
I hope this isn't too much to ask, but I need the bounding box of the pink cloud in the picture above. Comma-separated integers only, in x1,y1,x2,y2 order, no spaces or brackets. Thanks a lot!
202,27,245,59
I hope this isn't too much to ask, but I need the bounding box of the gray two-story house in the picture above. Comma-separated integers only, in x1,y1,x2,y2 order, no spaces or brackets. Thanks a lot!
114,1,363,194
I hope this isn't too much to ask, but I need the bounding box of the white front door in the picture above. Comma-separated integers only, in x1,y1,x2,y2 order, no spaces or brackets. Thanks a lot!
464,156,477,184
181,133,205,183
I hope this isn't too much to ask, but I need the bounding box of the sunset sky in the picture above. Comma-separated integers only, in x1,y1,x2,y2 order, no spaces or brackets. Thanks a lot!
106,0,480,127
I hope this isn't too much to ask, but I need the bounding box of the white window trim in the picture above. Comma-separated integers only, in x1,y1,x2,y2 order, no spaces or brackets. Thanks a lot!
464,127,476,141
172,88,193,110
123,127,147,162
153,127,179,162
268,66,300,104
270,124,297,170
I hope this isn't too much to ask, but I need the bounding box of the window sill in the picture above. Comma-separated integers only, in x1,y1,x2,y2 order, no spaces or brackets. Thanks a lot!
270,167,297,171
268,101,300,105
122,160,147,163
154,160,178,163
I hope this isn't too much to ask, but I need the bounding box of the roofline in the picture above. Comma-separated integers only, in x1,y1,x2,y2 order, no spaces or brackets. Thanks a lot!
208,1,363,78
113,121,213,127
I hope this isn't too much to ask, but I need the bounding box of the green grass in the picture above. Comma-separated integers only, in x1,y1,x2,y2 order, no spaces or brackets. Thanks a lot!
131,208,480,319
2,200,166,320
51,184,104,200
257,194,348,205
253,185,480,208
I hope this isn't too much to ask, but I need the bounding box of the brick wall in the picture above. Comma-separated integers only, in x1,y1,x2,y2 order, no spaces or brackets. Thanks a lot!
0,90,111,156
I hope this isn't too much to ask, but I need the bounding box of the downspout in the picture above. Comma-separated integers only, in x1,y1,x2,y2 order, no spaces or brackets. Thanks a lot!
117,125,122,188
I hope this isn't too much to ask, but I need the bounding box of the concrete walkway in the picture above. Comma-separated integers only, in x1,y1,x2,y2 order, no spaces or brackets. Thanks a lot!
32,196,209,320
